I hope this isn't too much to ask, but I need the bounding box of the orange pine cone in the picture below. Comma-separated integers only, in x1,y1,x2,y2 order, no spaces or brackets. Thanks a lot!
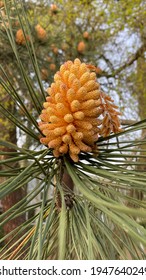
77,41,86,53
50,4,58,13
39,58,102,162
83,31,89,39
0,1,4,8
15,29,29,45
52,47,58,54
39,59,121,162
49,63,56,71
35,24,47,41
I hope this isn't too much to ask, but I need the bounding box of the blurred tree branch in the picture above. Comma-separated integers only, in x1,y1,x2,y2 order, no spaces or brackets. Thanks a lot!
101,43,146,78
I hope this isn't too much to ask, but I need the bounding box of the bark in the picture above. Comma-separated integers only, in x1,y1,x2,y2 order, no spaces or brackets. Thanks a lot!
128,55,146,205
0,128,26,247
135,56,146,172
0,89,26,252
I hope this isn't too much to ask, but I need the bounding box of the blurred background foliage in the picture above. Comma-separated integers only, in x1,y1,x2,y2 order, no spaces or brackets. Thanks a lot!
0,0,146,259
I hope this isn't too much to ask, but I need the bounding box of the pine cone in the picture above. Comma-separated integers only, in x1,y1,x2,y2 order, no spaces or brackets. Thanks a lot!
39,58,103,162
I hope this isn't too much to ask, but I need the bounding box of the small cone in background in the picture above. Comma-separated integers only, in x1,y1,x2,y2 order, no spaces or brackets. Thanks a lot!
0,1,4,8
46,56,52,62
15,29,29,45
41,68,49,81
83,31,89,39
49,63,56,71
52,47,58,55
35,24,47,41
50,4,58,14
77,41,86,53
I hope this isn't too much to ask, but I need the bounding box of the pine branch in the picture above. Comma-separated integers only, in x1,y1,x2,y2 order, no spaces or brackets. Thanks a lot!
101,43,146,78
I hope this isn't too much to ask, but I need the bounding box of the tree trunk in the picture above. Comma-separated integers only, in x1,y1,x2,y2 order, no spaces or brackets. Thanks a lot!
128,55,146,204
0,90,26,252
